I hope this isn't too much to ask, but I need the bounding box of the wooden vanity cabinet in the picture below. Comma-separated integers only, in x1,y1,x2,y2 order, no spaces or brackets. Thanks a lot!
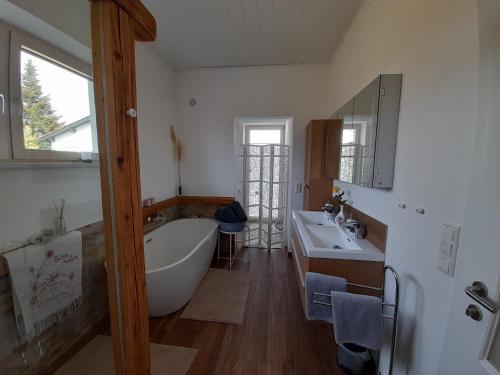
303,119,342,211
290,224,384,308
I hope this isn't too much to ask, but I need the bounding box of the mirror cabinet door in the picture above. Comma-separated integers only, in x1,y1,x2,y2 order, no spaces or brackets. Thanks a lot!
352,77,380,187
338,99,355,183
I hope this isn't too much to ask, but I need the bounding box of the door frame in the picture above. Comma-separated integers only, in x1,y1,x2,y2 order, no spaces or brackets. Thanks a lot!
90,1,155,374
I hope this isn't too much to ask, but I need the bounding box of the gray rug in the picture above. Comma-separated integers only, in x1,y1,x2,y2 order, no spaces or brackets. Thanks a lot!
181,268,251,325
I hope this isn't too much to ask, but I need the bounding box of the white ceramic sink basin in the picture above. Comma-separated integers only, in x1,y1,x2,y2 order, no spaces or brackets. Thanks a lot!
305,224,362,250
292,210,385,262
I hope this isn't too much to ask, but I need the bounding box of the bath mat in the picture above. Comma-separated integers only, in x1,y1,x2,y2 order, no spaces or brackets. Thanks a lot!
54,335,198,375
180,268,251,325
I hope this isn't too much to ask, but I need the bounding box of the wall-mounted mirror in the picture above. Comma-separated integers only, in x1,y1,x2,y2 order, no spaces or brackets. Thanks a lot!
335,74,402,189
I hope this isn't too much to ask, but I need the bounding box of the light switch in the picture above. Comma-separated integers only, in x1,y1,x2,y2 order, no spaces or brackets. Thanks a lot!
437,222,461,277
440,240,453,256
437,254,451,273
441,224,454,243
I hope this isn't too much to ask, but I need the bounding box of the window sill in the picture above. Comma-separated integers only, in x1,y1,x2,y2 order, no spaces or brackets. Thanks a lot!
0,160,99,169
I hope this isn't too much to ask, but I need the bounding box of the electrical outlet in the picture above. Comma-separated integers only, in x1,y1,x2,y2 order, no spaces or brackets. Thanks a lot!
295,183,303,193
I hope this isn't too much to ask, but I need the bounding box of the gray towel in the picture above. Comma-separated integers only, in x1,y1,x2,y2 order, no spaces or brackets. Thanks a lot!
305,272,346,322
331,291,383,350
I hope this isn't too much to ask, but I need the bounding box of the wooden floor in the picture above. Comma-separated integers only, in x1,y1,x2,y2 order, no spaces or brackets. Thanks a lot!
149,248,344,375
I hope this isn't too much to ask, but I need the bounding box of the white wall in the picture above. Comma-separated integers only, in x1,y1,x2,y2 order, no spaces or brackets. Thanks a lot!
136,43,177,202
0,167,102,248
325,1,479,374
6,0,91,47
174,64,330,212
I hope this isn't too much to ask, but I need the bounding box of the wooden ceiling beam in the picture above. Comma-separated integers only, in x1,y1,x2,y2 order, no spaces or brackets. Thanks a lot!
105,0,157,41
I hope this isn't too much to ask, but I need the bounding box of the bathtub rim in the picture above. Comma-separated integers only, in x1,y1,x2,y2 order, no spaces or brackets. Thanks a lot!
144,218,219,274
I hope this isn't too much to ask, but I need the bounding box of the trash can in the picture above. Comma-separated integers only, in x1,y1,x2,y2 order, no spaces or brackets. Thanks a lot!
336,343,371,375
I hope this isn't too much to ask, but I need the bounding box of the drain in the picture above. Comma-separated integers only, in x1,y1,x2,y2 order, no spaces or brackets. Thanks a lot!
332,245,343,249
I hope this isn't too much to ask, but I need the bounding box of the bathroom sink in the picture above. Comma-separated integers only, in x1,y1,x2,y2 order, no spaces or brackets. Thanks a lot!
305,224,362,250
293,210,336,226
291,210,385,262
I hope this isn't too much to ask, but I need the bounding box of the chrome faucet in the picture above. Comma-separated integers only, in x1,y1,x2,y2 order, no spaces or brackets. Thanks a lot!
321,203,335,214
340,219,359,227
340,220,365,240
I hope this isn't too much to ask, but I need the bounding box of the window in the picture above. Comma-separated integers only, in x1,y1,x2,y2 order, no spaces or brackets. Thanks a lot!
9,30,97,161
340,124,361,183
342,128,356,144
245,126,285,145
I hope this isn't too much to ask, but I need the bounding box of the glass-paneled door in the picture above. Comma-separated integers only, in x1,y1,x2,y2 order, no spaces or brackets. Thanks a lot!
237,125,289,249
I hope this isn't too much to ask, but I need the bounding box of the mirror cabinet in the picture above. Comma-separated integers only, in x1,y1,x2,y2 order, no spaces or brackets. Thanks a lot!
334,74,402,189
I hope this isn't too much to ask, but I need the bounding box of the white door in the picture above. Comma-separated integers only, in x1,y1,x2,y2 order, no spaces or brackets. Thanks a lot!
438,2,500,373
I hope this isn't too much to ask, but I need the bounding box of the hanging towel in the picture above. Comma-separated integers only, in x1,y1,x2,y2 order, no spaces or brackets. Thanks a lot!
331,291,383,350
3,231,83,342
305,272,346,322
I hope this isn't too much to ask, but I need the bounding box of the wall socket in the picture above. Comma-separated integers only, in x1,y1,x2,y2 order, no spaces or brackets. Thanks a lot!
295,183,303,193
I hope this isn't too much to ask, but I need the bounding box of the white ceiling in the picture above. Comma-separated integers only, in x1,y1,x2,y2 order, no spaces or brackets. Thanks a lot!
142,0,361,70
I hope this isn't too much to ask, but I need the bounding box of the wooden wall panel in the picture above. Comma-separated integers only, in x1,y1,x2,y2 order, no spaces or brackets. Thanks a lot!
142,195,234,222
344,205,387,252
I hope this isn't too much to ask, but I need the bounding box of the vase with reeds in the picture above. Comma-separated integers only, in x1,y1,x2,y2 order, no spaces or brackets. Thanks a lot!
54,198,66,235
169,125,183,195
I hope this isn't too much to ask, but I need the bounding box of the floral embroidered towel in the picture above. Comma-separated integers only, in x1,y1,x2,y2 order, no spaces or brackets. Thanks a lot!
4,231,82,342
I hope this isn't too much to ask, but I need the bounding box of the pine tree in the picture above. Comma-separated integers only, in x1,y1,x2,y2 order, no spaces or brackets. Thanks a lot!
21,58,63,149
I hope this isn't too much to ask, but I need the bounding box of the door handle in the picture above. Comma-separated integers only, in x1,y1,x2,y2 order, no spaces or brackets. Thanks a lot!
0,94,4,114
465,281,498,314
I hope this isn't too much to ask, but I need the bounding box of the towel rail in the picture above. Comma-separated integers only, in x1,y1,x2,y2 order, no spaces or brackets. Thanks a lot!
311,265,400,375
312,292,396,311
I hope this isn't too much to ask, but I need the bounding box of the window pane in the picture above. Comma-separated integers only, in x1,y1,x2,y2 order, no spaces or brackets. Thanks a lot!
342,129,356,144
248,129,282,144
20,49,97,152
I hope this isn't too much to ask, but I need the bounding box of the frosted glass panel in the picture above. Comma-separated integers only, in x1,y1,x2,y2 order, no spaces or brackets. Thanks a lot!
248,156,260,181
248,206,259,218
236,144,289,249
248,182,260,206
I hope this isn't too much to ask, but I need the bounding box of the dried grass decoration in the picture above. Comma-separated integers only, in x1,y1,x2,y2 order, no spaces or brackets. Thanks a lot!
170,125,183,195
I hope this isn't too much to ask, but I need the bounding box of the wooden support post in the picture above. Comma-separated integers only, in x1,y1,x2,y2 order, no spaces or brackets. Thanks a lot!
91,0,156,373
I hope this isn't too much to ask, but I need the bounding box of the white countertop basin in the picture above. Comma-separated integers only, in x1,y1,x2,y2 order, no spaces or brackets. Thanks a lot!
292,210,385,262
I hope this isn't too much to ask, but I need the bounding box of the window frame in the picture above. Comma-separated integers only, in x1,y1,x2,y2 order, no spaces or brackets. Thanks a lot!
9,29,96,161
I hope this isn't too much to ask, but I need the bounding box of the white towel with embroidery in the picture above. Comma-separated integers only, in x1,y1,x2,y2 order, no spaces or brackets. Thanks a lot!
3,231,82,342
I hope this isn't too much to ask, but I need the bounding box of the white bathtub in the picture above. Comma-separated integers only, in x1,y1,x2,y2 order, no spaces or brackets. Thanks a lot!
144,218,219,317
